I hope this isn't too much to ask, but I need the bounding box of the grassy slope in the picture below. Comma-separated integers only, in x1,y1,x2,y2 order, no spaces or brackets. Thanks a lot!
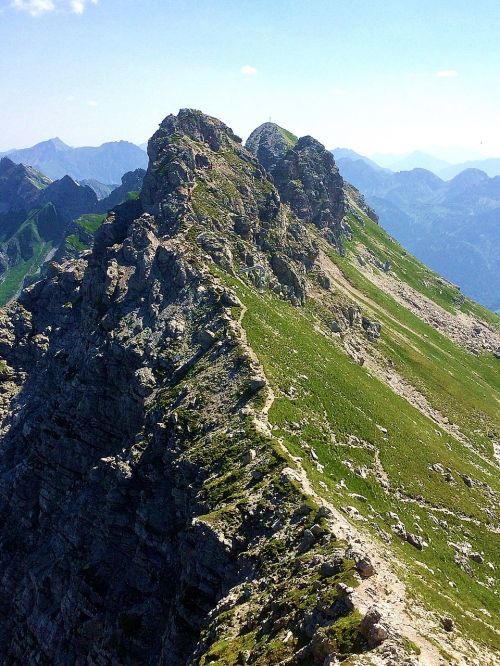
0,208,55,304
0,211,107,305
213,206,499,654
64,212,106,254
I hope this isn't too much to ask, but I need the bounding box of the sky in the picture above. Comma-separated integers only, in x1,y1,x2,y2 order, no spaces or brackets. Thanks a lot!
1,0,500,160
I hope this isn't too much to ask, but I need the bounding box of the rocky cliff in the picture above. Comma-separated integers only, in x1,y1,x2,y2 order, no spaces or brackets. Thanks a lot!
246,124,349,250
0,110,498,666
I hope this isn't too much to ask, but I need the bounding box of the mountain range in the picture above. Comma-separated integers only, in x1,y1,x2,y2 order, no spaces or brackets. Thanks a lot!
1,137,148,183
0,110,498,665
334,148,500,180
0,156,145,303
334,153,500,312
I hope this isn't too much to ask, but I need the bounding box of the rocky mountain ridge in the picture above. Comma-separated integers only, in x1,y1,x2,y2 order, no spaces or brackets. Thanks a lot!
0,109,498,665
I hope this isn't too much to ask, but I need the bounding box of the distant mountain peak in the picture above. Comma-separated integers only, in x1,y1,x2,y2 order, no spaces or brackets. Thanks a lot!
448,167,489,186
47,137,71,150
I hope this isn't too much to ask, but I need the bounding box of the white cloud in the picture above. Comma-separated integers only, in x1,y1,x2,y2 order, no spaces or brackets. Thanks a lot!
11,0,98,15
240,65,257,76
66,94,76,102
11,0,55,15
435,69,458,78
87,100,98,107
330,87,347,97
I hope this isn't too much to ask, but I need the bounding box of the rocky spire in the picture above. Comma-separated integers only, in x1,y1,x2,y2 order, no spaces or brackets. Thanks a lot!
245,121,298,173
247,125,348,249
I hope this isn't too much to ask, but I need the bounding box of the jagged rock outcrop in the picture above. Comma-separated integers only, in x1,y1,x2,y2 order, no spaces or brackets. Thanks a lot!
246,121,298,173
247,124,349,250
142,109,316,304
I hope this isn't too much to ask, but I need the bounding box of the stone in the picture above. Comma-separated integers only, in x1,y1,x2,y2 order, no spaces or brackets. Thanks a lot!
220,290,242,308
299,529,316,553
406,532,424,550
469,552,484,564
355,556,376,578
336,582,354,597
319,561,341,578
310,523,325,538
317,505,333,519
198,328,217,348
250,375,267,391
360,607,389,647
370,623,389,644
441,617,454,632
362,316,382,341
280,467,302,484
462,474,474,487
242,448,257,464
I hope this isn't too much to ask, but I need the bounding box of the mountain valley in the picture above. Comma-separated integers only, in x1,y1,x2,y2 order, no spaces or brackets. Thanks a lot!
334,153,500,313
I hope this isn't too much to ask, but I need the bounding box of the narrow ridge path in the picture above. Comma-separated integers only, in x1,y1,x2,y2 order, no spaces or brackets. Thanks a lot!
231,282,474,666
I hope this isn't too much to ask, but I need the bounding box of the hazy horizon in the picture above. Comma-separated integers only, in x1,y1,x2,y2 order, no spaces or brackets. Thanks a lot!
1,0,500,161
1,132,496,168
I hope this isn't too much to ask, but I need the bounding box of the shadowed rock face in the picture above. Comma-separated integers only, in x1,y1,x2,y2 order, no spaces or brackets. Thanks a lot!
36,174,98,221
0,157,52,213
96,167,146,212
0,110,370,665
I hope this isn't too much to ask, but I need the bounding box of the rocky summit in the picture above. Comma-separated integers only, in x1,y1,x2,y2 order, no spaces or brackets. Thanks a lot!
0,109,498,666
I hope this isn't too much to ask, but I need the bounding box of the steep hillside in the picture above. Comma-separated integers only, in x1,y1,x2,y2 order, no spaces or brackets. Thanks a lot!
0,110,498,665
0,157,51,212
335,156,500,312
0,166,146,304
3,137,148,183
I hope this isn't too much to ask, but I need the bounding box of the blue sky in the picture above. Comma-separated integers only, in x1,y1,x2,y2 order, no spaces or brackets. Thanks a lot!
1,0,499,159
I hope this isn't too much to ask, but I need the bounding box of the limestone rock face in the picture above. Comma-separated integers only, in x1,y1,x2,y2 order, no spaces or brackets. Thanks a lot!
247,128,348,250
0,110,372,666
273,136,346,228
